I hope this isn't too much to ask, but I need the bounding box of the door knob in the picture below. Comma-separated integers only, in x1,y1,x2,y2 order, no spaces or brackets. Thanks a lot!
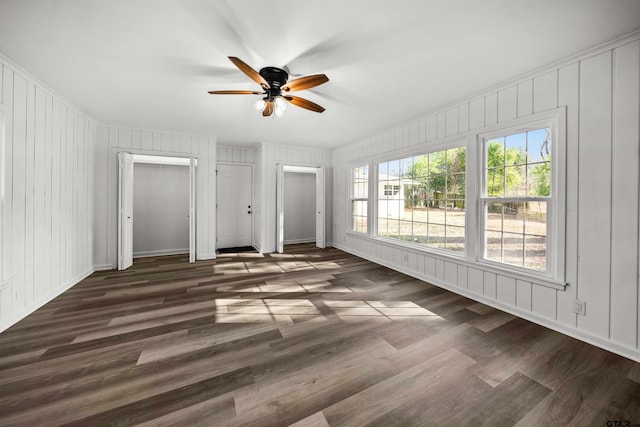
248,211,252,214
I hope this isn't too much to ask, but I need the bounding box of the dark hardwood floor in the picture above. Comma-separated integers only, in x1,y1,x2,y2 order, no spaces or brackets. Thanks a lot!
1,244,639,426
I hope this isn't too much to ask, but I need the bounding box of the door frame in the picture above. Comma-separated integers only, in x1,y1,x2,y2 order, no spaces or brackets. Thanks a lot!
276,164,326,253
117,151,197,269
216,161,254,250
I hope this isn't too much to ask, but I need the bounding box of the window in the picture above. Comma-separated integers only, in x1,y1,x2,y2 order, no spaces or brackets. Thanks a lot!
383,185,400,196
377,146,466,253
481,126,552,272
351,165,369,233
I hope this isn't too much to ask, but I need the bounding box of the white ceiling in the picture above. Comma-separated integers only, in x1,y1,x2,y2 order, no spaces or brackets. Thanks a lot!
1,1,638,149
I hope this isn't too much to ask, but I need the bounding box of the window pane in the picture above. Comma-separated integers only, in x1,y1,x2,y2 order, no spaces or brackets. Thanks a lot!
399,220,413,242
502,202,525,234
446,225,465,252
446,201,465,227
411,155,429,179
428,223,445,248
504,165,526,197
524,201,547,236
413,221,428,245
503,232,525,267
486,168,503,197
525,235,546,271
482,126,552,274
386,219,400,238
486,138,505,168
505,132,527,166
527,161,551,197
351,165,369,233
527,128,551,163
486,202,503,231
387,159,401,178
485,231,502,261
378,216,389,237
378,161,388,178
400,157,413,178
377,148,465,252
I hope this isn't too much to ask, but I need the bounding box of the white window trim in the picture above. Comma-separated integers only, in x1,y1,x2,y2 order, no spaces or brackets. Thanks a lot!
350,164,369,234
475,108,567,283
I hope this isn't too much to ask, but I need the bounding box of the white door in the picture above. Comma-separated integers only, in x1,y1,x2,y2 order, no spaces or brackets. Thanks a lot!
189,157,196,263
276,163,284,253
315,166,326,249
217,163,252,248
118,152,134,270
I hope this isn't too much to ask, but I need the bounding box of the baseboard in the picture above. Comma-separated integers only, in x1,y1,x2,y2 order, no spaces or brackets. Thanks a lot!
284,238,316,244
93,264,114,271
133,248,189,258
197,252,216,260
333,243,640,364
0,269,94,333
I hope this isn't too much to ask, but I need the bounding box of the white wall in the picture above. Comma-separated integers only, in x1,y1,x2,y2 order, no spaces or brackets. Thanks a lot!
257,142,332,253
284,172,316,243
93,126,216,269
332,34,640,362
133,163,189,257
0,56,95,331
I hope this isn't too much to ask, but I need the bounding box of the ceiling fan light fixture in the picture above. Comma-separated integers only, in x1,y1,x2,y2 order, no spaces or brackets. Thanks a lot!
209,56,329,117
274,96,287,117
254,98,267,112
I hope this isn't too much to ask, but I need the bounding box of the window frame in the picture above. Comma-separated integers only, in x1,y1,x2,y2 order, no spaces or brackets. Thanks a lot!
372,138,468,256
476,111,566,281
350,164,370,234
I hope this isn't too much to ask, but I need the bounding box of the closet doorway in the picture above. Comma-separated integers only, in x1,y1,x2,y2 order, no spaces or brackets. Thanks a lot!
275,164,325,253
118,153,196,270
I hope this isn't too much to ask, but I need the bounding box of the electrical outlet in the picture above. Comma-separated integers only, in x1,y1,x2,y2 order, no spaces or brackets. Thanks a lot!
573,299,587,316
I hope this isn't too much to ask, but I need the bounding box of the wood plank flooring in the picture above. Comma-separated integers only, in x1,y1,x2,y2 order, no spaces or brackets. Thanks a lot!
1,243,639,426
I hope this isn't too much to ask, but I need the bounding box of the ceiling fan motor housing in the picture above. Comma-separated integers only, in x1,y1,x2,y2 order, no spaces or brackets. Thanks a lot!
259,66,288,100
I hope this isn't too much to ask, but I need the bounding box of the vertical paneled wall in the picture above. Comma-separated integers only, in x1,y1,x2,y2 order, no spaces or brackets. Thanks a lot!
332,35,640,361
93,126,216,269
258,142,332,253
0,57,95,331
217,144,255,164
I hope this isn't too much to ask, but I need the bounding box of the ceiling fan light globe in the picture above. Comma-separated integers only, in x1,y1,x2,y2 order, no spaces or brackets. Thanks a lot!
254,99,266,112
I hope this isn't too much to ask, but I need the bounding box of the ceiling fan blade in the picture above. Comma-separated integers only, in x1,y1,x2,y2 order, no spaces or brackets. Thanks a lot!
228,56,270,88
282,74,329,92
207,90,263,95
263,101,275,116
283,95,325,113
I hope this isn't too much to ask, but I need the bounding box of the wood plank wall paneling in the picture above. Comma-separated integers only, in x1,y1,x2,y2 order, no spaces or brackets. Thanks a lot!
92,127,217,270
0,59,95,332
332,35,640,361
217,145,256,164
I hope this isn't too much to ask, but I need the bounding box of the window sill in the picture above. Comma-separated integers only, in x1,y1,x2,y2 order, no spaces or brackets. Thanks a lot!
344,232,567,291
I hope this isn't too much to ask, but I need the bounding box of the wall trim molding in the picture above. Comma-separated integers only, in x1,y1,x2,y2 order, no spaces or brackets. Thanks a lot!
134,249,189,258
333,243,640,364
0,269,94,333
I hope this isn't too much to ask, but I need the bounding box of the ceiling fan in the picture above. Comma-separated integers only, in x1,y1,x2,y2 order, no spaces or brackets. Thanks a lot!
208,57,329,117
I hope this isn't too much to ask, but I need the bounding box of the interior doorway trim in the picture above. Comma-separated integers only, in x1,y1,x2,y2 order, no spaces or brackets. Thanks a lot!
276,164,325,253
117,151,197,270
216,161,254,251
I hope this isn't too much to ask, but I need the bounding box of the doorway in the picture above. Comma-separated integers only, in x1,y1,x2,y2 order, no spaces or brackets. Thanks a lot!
216,163,253,250
118,153,196,270
276,164,325,253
